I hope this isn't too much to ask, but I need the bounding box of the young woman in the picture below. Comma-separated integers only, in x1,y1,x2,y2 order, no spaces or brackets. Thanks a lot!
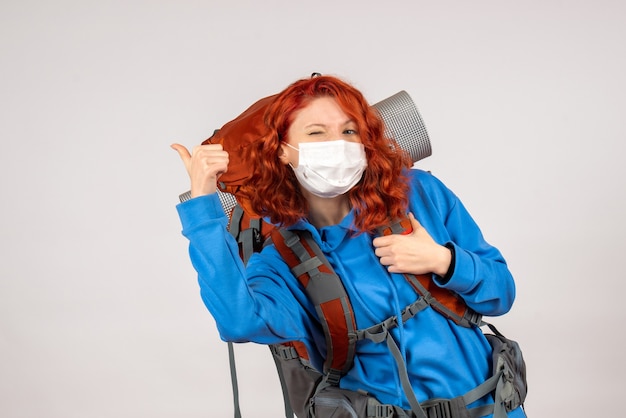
172,75,525,418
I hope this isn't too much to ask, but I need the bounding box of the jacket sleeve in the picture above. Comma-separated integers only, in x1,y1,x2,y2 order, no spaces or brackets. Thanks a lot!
176,193,311,344
411,170,517,317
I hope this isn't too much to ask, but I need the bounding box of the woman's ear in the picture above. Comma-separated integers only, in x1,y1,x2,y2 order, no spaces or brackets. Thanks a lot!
278,143,292,165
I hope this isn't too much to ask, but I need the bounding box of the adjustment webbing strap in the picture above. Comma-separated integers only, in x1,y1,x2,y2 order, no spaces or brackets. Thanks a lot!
367,396,497,418
361,354,500,418
402,272,483,328
226,206,245,418
356,297,429,343
227,342,242,418
357,298,430,418
360,322,427,418
226,205,270,417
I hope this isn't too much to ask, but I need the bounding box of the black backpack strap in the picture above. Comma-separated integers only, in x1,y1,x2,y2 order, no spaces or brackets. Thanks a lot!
229,205,263,263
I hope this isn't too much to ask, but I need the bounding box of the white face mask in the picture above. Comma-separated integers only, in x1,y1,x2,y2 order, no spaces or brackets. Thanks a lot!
285,140,367,198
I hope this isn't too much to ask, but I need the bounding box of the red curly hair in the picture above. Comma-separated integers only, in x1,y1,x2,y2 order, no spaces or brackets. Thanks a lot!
240,75,413,232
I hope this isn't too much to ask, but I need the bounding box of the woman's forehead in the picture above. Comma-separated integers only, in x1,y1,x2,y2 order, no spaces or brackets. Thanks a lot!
291,97,353,127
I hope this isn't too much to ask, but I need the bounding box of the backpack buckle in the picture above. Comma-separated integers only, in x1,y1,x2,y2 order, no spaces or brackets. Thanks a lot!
366,402,394,418
421,398,453,418
251,227,263,252
270,344,299,360
324,369,342,386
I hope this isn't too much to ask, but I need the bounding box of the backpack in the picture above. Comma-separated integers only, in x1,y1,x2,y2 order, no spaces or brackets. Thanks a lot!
266,225,526,418
179,84,527,417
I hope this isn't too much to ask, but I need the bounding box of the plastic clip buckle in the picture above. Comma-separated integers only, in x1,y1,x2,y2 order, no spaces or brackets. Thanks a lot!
367,403,394,418
422,399,453,418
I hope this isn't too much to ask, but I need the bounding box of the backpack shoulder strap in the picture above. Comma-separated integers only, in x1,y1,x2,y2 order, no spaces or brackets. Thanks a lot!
378,217,483,328
270,227,357,385
225,205,276,418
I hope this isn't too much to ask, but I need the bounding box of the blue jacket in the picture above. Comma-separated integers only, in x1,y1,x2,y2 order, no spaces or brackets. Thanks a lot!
177,169,525,417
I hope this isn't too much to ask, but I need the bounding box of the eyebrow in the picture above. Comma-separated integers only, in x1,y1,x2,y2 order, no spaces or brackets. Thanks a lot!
304,123,327,129
304,120,356,129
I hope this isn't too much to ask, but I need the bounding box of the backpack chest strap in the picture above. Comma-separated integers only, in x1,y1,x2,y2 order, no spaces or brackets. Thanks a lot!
356,297,429,344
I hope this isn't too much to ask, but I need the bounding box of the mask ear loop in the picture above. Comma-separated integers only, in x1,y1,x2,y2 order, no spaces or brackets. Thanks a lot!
283,142,299,152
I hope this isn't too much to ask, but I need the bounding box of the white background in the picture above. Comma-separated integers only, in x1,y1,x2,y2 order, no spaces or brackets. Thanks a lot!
1,1,624,417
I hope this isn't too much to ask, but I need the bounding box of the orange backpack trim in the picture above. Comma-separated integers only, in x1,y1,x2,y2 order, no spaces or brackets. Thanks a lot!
270,228,357,382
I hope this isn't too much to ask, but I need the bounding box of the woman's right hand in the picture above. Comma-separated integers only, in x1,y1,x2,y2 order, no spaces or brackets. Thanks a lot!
171,143,229,198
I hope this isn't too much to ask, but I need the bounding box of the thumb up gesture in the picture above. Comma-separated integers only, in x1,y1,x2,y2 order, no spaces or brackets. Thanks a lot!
171,143,229,198
372,213,452,277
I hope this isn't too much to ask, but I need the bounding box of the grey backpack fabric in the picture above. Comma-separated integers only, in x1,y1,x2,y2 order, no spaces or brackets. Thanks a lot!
485,324,528,417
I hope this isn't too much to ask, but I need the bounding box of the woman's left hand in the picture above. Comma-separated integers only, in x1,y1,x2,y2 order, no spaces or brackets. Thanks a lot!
373,213,452,277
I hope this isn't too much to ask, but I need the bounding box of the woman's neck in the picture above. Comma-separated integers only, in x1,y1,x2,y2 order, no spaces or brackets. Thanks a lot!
303,190,351,228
